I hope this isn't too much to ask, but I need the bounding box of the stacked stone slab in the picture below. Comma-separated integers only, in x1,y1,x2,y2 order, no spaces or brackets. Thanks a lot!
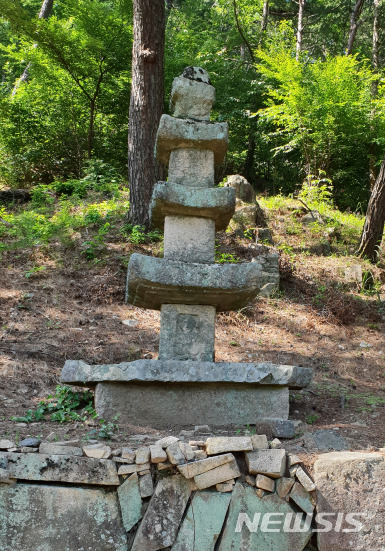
61,66,312,428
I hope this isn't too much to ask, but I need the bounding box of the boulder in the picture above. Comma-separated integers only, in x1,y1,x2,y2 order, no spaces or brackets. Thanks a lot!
224,175,255,203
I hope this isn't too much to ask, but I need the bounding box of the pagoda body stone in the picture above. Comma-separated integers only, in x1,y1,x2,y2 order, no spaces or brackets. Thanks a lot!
61,66,312,428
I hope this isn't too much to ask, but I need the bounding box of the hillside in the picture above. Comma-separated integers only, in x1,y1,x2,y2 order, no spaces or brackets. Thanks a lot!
0,187,384,449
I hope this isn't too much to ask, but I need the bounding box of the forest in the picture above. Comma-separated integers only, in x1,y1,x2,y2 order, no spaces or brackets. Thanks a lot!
0,0,384,258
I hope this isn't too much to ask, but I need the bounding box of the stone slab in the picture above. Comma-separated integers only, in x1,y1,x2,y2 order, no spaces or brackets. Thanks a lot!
205,436,253,455
194,459,241,489
126,253,268,311
0,452,119,485
245,449,286,478
171,491,231,551
94,383,289,428
117,473,143,532
150,181,235,230
164,216,215,263
159,304,216,362
131,474,191,551
177,453,235,478
218,483,312,551
169,149,215,187
61,358,312,388
170,70,215,121
313,451,385,551
155,114,228,165
0,483,128,551
39,442,83,456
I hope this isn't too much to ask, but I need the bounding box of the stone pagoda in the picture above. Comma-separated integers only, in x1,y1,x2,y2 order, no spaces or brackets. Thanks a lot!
61,67,312,430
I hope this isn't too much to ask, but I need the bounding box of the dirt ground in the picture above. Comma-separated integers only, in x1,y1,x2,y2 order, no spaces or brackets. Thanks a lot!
1,213,385,455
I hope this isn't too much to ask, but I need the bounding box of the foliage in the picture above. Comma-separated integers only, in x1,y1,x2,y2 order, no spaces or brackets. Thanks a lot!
122,224,163,245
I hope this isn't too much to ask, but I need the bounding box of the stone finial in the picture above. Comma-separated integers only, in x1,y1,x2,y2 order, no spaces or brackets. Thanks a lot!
170,66,215,121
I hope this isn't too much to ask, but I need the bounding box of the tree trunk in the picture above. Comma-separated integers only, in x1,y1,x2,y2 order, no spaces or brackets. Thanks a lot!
296,0,305,61
261,1,269,32
346,0,365,55
128,0,165,228
12,0,54,94
369,0,381,188
356,153,385,261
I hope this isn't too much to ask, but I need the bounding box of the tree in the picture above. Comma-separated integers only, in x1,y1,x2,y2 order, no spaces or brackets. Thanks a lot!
346,0,365,54
296,0,305,60
356,154,385,261
127,0,165,227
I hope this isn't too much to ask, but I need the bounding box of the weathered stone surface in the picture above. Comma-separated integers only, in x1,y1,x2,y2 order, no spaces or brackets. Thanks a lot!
232,205,257,228
171,491,231,551
177,453,235,478
206,436,253,455
295,466,315,492
179,442,195,461
117,473,143,532
117,463,150,475
314,451,385,551
270,438,283,449
126,253,266,311
256,474,275,492
19,447,38,453
0,483,128,551
159,304,215,362
156,435,180,448
19,438,40,447
83,443,111,459
95,383,289,428
131,474,191,551
150,445,167,463
256,227,274,245
345,264,363,283
251,434,269,450
245,474,256,487
170,68,215,121
166,442,186,465
1,452,119,485
168,149,215,187
255,418,296,439
62,358,312,388
245,449,286,478
289,482,314,514
121,447,135,462
0,468,15,484
194,459,241,490
218,483,312,551
287,453,301,468
139,472,154,498
303,429,348,451
155,114,228,165
0,440,15,450
150,182,235,230
276,477,295,498
216,481,235,492
135,447,151,464
224,174,255,203
164,216,215,263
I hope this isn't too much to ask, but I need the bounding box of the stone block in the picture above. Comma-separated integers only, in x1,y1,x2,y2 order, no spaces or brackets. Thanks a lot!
289,482,314,514
171,491,231,551
19,438,40,447
150,445,167,463
270,438,283,449
224,175,255,203
39,443,83,456
139,472,154,498
194,459,240,489
135,447,150,464
251,434,269,449
276,477,294,498
232,205,257,228
121,447,136,462
314,451,385,551
117,473,143,532
94,382,289,429
218,483,312,551
131,474,191,551
170,68,215,121
164,216,215,263
179,442,195,461
117,463,150,475
216,482,235,492
1,452,119,485
256,473,275,492
156,435,180,448
0,483,128,551
177,453,235,478
255,418,296,439
0,440,15,450
245,449,286,478
295,466,315,492
150,181,235,230
166,442,186,465
168,149,215,187
303,429,348,451
205,436,253,455
155,114,228,165
126,253,265,311
0,468,15,484
159,304,215,362
61,358,312,389
83,444,111,459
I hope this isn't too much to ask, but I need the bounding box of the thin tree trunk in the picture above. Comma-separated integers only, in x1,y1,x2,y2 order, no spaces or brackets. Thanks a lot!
12,0,54,94
232,0,255,63
128,0,165,228
296,0,305,61
346,0,365,55
356,154,385,261
261,1,269,32
369,0,381,188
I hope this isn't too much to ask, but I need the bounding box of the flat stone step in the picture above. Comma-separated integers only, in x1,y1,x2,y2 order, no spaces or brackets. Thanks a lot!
155,114,228,165
126,254,275,311
150,182,235,231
